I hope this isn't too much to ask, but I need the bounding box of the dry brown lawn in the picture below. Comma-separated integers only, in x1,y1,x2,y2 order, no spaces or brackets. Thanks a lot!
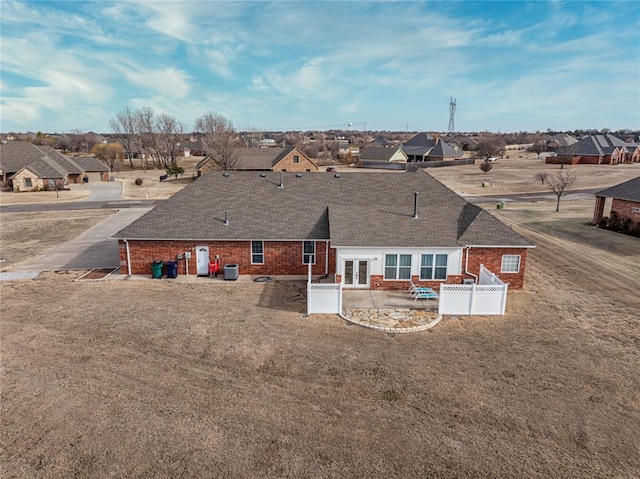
1,198,639,478
0,210,115,270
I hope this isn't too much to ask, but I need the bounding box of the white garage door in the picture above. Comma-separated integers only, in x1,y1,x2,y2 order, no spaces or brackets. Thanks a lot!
85,172,103,183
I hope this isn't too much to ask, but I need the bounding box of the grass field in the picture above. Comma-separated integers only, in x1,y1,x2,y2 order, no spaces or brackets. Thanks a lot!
1,198,639,477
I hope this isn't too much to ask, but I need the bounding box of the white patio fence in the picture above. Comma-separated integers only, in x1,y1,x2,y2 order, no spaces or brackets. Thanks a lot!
438,265,508,315
306,263,342,314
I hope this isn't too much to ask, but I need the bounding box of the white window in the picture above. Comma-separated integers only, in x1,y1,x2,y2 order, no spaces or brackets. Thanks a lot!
501,255,521,273
384,254,411,280
420,254,448,280
303,241,315,264
24,178,32,188
251,241,264,264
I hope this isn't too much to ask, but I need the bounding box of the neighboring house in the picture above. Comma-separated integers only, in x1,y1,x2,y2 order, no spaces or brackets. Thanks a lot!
400,133,463,162
549,134,640,165
359,146,408,163
0,141,109,191
545,134,578,151
196,146,318,175
425,141,463,161
592,177,640,230
114,170,534,290
449,135,479,152
177,139,206,157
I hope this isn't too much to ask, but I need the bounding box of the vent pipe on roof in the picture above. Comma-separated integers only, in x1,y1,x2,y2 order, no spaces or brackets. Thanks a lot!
223,211,229,225
413,191,419,219
278,171,284,188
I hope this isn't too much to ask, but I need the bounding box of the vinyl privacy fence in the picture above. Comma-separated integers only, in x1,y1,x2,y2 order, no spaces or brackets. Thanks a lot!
438,265,508,315
307,283,342,314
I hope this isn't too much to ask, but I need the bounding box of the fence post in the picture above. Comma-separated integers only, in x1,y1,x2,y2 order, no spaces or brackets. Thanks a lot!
469,283,476,314
500,284,509,315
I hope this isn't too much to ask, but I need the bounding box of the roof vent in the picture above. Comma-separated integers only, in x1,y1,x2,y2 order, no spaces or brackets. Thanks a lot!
296,173,302,178
334,173,341,178
259,173,266,177
413,191,419,219
222,172,230,177
278,171,284,189
223,211,229,226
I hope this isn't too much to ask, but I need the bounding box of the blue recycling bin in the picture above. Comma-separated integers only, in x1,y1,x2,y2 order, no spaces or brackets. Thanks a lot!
166,261,178,278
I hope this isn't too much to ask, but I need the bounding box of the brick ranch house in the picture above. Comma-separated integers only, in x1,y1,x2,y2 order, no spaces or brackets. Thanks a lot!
0,141,110,191
547,134,640,166
114,170,534,290
196,145,318,176
592,176,640,231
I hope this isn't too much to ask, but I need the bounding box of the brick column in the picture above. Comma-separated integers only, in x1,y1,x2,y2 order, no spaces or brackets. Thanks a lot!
593,196,606,225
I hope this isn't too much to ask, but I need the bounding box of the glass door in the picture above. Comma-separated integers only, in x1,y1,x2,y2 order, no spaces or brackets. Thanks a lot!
343,260,369,288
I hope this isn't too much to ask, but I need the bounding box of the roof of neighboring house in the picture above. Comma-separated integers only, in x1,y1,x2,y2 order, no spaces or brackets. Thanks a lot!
403,132,436,148
0,141,109,177
114,169,533,249
359,147,405,162
401,145,433,157
19,155,68,179
427,141,463,159
595,177,640,202
197,146,316,172
547,134,578,147
371,138,391,146
179,140,204,151
72,156,110,172
559,134,638,156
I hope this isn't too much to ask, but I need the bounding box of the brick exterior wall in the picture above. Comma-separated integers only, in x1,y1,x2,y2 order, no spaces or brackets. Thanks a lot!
119,239,334,276
273,148,319,172
612,199,640,227
465,247,528,289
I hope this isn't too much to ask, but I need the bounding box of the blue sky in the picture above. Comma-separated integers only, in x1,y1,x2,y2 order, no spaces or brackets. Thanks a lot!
1,1,639,134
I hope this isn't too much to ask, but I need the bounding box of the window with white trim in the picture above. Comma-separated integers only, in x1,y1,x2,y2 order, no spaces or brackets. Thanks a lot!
303,241,315,264
384,254,411,280
251,241,264,264
24,178,32,188
420,254,448,280
501,255,521,273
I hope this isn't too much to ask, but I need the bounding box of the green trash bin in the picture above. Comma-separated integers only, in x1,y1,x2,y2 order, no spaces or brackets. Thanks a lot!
151,260,163,279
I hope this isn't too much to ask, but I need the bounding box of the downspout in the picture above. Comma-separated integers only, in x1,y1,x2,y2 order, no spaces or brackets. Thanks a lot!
325,240,329,276
124,239,132,276
464,246,478,283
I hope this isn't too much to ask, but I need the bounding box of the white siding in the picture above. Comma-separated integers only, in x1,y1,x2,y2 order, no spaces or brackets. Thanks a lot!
336,247,462,277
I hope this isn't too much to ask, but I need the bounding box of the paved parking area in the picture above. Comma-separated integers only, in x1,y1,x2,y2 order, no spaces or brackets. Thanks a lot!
4,208,151,275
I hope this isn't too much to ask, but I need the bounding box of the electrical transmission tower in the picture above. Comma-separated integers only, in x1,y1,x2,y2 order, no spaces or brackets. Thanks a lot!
448,96,456,133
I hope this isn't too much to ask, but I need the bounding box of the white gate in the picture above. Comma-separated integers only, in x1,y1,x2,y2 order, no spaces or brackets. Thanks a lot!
438,265,508,315
307,283,342,314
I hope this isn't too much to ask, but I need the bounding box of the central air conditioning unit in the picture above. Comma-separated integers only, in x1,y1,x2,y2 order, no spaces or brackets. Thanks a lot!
463,279,475,285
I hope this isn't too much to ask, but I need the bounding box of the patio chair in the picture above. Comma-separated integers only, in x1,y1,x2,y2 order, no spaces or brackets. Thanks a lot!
408,279,432,294
412,289,439,302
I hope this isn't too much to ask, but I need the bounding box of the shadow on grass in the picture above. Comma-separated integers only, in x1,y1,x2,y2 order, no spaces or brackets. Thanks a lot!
257,280,306,314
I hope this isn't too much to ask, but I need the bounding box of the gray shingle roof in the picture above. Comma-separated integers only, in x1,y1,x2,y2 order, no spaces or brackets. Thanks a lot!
427,141,463,159
114,170,533,248
595,177,640,202
71,156,110,172
359,147,403,162
559,134,638,156
22,155,68,178
0,141,46,174
403,133,436,148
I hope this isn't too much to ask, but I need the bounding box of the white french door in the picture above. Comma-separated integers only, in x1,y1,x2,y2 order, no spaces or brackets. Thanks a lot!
343,260,369,288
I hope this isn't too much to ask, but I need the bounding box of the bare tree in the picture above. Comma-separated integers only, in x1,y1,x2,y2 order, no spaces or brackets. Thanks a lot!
547,171,577,212
134,107,158,169
194,112,238,170
479,161,493,174
528,142,547,159
534,172,550,185
475,138,501,160
109,107,138,168
155,113,184,168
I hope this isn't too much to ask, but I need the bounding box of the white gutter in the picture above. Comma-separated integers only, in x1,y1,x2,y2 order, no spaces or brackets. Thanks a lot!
124,239,132,276
464,246,478,283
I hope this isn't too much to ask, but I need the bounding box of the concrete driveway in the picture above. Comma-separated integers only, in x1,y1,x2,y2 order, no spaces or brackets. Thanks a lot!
4,208,151,276
76,181,123,202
